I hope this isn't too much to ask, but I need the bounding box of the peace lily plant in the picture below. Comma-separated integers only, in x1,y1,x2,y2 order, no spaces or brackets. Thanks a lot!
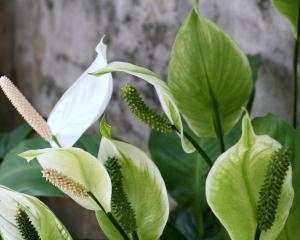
0,0,299,239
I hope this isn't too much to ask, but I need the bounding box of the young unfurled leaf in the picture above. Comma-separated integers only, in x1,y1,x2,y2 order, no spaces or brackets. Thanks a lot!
122,84,172,133
0,186,72,240
92,62,195,153
97,137,169,240
19,147,112,211
168,9,252,138
206,114,294,240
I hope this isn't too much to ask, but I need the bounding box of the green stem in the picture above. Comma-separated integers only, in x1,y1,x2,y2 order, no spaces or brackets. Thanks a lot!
255,227,261,240
132,231,139,240
88,192,130,240
293,10,300,129
171,125,213,167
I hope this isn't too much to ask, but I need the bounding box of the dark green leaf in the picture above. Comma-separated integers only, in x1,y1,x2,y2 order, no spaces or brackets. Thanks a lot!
246,54,262,113
161,221,188,240
0,123,32,159
74,134,101,157
0,138,63,196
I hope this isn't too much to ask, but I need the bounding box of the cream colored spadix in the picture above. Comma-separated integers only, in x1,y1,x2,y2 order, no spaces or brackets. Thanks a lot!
0,186,72,240
48,38,113,147
19,147,112,211
206,113,294,240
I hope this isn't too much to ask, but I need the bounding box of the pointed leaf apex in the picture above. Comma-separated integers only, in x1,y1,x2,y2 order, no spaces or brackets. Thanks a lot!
100,116,112,139
240,111,256,147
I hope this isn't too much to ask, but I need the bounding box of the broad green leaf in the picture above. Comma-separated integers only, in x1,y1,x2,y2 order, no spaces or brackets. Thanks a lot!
19,147,112,211
0,186,72,240
168,9,252,138
92,62,195,153
246,54,262,113
206,114,294,240
0,123,32,159
0,138,62,196
272,0,299,34
97,137,169,240
252,113,300,239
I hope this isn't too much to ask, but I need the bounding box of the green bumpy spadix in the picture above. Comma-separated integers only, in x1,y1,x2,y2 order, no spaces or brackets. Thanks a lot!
206,113,294,240
122,84,172,133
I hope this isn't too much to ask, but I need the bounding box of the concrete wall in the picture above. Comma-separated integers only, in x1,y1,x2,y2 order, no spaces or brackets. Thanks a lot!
0,0,296,239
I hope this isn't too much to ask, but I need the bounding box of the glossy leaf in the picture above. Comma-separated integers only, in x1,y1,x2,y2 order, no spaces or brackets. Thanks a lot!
168,9,252,138
206,114,294,240
252,113,300,239
92,62,195,153
97,137,169,240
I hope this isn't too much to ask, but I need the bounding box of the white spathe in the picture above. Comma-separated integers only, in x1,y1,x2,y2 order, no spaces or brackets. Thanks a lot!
47,38,113,147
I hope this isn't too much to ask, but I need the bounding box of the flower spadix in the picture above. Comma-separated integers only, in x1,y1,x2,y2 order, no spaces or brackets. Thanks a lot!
0,37,112,148
206,113,294,240
92,62,194,153
96,118,169,239
0,186,72,240
19,147,111,211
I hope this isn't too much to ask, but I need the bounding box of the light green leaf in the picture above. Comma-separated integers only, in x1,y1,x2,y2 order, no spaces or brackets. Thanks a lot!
0,186,72,240
100,116,111,139
206,114,294,240
92,62,195,153
97,137,169,240
168,9,252,138
252,113,300,239
0,138,62,196
272,0,299,34
19,147,112,211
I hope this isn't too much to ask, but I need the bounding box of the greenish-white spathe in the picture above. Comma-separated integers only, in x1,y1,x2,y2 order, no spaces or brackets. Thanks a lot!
19,147,112,211
0,186,72,240
168,9,252,138
206,114,294,240
96,121,169,240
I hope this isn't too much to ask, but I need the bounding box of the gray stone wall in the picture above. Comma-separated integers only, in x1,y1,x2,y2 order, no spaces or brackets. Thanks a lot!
0,0,296,239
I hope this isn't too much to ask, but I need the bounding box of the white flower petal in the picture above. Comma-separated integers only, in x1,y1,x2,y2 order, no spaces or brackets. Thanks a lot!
48,38,113,147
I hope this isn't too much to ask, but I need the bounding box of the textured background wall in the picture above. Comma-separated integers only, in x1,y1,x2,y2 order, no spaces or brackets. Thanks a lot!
0,0,296,239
